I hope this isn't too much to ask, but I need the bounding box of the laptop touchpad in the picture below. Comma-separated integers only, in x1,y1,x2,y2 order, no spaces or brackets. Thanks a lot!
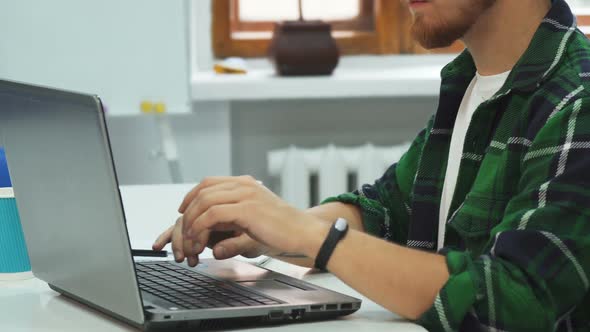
238,279,310,291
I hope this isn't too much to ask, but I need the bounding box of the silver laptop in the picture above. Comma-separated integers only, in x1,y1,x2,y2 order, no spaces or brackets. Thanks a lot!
0,80,361,331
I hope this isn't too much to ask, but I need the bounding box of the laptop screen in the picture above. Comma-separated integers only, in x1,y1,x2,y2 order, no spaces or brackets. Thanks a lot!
0,80,145,326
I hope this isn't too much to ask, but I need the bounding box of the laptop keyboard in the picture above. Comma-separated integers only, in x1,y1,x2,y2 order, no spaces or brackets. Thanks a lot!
135,261,282,310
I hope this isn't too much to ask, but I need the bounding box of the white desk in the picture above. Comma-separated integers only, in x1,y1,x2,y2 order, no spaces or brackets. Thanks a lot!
0,184,425,331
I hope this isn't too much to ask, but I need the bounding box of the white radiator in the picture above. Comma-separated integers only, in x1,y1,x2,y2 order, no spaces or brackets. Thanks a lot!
267,143,411,209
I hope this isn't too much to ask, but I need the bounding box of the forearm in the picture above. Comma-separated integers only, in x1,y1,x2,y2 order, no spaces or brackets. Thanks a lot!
269,202,364,268
306,202,364,232
301,226,450,320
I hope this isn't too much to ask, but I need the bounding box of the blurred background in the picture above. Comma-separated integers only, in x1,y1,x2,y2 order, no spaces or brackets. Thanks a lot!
1,0,588,208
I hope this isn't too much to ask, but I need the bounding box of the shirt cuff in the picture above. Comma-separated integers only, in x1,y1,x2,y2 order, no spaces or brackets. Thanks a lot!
417,250,482,331
322,193,387,238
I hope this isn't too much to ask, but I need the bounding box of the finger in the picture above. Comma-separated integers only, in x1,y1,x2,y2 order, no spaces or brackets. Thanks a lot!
185,229,211,257
152,225,174,251
178,180,220,214
183,186,254,235
171,219,185,262
183,229,208,268
181,181,241,234
178,177,240,213
183,236,196,262
187,203,248,241
194,229,210,254
178,175,257,213
187,255,198,267
212,233,256,260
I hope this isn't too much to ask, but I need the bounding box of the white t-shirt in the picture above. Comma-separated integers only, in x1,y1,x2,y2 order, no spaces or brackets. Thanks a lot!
437,70,511,250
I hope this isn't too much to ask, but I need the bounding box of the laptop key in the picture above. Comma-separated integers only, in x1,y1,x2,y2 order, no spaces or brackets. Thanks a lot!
228,300,247,307
165,265,187,271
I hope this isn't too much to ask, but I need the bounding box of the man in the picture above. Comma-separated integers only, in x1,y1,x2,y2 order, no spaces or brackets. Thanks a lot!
154,0,590,330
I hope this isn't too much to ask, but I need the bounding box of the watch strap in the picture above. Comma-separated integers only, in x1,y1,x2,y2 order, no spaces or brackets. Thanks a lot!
314,218,349,271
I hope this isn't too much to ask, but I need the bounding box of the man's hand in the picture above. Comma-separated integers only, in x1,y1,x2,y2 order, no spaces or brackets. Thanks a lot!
153,176,361,268
178,176,329,260
152,215,269,267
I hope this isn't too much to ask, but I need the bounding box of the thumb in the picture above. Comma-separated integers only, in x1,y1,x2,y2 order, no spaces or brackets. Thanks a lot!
212,233,259,260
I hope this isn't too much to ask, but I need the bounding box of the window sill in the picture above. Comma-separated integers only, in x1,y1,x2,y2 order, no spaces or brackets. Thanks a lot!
191,55,455,102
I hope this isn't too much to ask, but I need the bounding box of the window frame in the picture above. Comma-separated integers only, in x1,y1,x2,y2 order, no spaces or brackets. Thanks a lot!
230,0,375,32
576,14,590,34
212,0,412,58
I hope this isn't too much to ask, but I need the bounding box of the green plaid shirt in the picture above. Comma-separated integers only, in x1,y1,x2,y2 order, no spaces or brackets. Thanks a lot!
325,0,590,330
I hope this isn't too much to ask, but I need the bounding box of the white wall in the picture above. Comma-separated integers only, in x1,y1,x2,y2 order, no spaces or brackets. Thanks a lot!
192,0,215,71
107,96,436,187
231,97,436,188
0,0,192,115
107,103,231,184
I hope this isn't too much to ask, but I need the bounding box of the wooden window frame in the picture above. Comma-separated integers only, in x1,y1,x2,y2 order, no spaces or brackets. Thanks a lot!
213,0,413,58
579,15,590,25
576,14,590,35
230,0,375,33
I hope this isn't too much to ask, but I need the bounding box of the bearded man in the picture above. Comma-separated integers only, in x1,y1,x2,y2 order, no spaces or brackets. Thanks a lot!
155,0,590,330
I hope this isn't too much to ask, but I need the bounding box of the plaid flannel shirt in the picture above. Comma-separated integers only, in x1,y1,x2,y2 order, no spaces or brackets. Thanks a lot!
324,0,590,330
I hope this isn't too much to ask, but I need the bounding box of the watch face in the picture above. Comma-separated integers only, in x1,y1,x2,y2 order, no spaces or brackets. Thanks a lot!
335,218,347,231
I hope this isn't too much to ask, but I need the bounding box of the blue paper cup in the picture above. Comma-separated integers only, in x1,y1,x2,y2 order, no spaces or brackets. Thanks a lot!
0,188,32,280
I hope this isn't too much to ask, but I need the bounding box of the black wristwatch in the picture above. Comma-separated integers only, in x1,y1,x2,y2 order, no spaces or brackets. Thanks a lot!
314,218,349,271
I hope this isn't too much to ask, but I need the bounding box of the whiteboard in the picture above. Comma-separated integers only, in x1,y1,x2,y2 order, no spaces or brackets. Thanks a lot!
0,0,191,116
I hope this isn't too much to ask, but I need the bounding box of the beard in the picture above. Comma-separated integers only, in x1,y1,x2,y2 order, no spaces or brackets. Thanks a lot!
410,0,496,49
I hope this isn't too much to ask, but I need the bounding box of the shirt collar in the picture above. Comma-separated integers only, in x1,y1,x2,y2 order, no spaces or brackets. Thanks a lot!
441,0,578,94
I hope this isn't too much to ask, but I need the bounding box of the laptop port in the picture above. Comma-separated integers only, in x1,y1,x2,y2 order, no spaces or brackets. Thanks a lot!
326,304,338,310
341,303,353,310
310,305,323,311
291,309,305,320
269,310,284,320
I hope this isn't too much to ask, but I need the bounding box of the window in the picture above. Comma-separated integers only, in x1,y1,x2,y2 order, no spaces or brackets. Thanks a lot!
213,0,415,58
568,0,590,34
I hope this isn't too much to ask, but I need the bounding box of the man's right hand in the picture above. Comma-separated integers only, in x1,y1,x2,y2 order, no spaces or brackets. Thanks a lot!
152,215,269,267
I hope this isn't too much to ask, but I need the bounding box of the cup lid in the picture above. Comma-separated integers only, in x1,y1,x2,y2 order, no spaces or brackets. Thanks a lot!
0,187,14,198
